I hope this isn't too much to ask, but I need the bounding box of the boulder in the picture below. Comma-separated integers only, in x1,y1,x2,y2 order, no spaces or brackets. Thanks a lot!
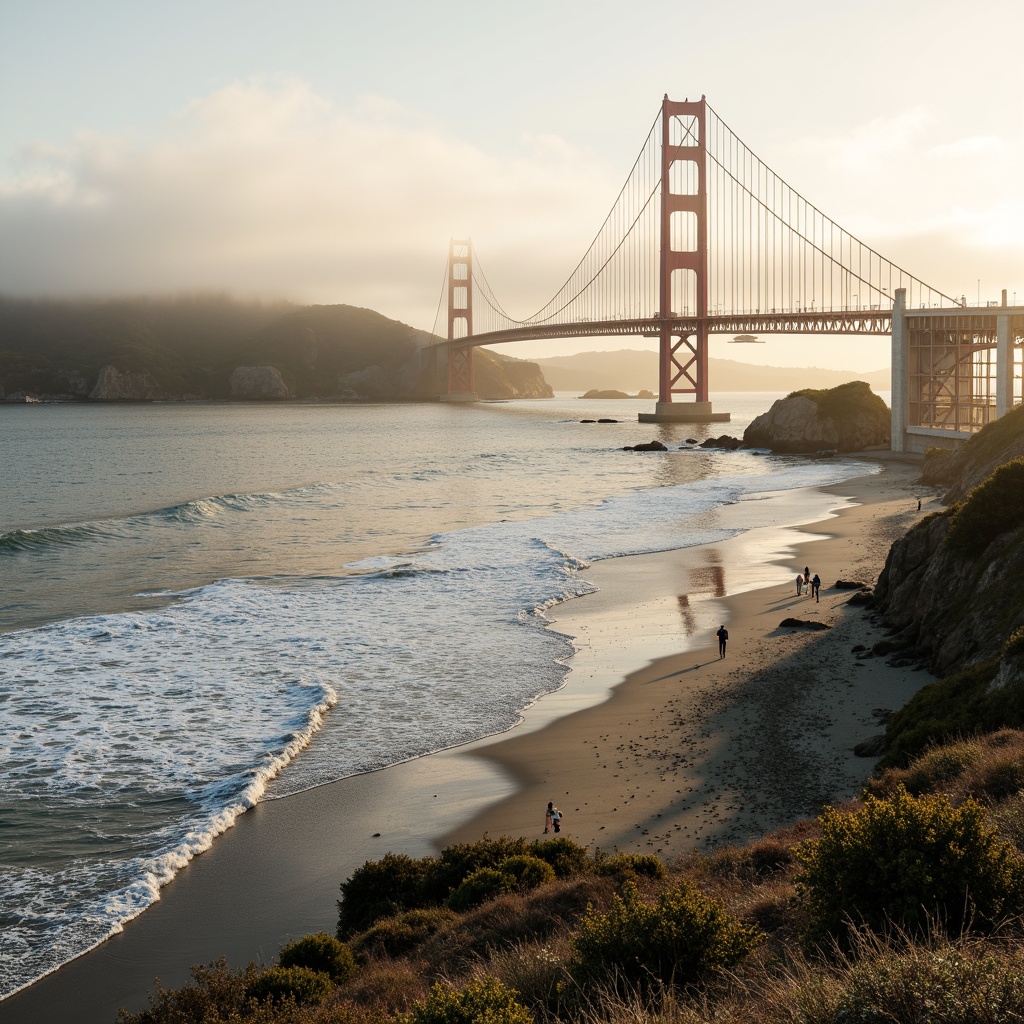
631,440,669,452
228,366,291,400
743,381,889,453
90,365,164,401
699,434,743,450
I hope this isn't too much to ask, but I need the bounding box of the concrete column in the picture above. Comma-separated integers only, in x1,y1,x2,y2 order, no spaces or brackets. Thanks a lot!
890,288,908,453
996,314,1012,418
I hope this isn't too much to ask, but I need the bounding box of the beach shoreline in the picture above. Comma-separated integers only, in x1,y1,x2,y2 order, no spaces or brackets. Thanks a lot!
2,457,933,1024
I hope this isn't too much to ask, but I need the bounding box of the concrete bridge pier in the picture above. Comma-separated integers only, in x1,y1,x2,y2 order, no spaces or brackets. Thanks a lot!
639,401,730,423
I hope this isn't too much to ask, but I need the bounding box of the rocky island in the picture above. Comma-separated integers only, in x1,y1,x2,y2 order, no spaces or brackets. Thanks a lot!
743,380,889,452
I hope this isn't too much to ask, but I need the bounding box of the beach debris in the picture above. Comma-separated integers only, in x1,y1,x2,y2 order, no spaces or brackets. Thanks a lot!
835,579,869,589
373,832,381,837
778,617,831,630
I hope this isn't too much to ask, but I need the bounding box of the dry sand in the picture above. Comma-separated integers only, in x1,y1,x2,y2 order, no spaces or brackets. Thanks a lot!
444,458,931,853
2,458,935,1024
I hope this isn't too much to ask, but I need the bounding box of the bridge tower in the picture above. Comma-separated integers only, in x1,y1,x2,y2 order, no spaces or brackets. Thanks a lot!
441,238,478,402
640,95,729,423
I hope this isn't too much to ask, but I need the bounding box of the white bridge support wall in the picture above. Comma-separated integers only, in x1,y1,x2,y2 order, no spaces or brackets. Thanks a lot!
890,288,908,454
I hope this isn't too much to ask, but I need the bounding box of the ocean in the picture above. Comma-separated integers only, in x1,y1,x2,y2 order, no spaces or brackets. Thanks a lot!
0,393,878,999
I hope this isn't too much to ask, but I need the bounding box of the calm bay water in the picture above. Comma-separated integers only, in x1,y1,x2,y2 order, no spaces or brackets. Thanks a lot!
0,393,875,998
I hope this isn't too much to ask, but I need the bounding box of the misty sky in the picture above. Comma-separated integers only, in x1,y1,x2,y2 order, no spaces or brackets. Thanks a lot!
1,0,1021,370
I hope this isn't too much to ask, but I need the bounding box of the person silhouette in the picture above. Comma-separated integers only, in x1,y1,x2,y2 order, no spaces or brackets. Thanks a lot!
716,624,728,659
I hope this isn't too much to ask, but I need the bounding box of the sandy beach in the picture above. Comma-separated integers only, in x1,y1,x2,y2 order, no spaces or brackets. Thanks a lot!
2,457,933,1024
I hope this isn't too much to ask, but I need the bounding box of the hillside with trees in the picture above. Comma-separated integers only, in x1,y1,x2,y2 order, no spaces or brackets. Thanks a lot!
0,297,552,402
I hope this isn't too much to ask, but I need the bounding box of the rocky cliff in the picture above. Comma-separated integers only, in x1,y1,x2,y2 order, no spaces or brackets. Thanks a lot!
228,366,292,400
920,404,1024,501
872,443,1024,764
90,365,166,401
743,380,890,453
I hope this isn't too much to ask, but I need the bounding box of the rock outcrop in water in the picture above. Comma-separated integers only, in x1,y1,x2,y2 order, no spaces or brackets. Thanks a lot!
743,381,889,453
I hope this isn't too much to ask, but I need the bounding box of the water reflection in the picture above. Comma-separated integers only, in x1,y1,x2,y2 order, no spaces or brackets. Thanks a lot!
676,549,727,634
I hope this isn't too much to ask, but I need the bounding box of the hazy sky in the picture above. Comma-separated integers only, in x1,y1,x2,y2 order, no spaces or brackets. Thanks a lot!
2,0,1021,370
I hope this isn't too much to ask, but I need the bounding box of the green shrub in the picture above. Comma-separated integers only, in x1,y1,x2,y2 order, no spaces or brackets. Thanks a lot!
835,940,1024,1023
870,739,984,797
338,852,432,937
878,658,1022,769
568,881,761,995
946,457,1024,553
447,867,515,912
497,855,556,890
352,907,458,958
594,853,666,883
403,978,532,1024
787,380,884,423
245,965,334,1006
118,958,258,1023
795,787,1024,943
279,931,357,982
421,838,531,904
526,836,592,878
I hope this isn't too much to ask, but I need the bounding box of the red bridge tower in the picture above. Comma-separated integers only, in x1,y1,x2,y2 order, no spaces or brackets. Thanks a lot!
640,95,729,423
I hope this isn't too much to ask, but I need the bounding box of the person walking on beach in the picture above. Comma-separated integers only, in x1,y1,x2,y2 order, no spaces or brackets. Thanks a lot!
544,802,554,834
716,624,728,658
552,806,562,833
795,574,803,596
803,566,811,592
811,573,821,602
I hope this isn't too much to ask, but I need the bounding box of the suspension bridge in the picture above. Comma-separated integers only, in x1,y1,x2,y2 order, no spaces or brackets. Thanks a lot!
431,95,1024,445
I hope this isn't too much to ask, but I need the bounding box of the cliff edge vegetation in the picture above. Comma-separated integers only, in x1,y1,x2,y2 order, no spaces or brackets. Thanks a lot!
871,408,1024,767
0,296,552,402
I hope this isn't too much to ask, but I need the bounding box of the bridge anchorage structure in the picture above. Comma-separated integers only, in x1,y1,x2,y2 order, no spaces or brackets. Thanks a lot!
433,94,960,422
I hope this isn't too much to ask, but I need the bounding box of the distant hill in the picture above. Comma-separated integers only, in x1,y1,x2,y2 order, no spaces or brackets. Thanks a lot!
529,348,891,393
0,297,551,402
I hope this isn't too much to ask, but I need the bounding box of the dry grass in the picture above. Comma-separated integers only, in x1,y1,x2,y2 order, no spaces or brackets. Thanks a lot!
124,733,1024,1024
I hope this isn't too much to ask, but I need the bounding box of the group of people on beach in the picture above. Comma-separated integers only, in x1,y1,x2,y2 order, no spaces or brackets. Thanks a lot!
796,565,821,602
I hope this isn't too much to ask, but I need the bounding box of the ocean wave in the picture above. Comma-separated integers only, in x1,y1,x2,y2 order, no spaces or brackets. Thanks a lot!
0,678,336,1000
1,481,340,555
0,523,111,553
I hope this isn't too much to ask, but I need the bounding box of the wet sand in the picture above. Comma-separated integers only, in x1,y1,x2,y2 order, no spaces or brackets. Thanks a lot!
2,459,932,1024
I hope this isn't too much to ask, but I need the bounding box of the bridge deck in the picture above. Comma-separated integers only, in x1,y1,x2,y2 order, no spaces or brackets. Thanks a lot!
440,310,911,347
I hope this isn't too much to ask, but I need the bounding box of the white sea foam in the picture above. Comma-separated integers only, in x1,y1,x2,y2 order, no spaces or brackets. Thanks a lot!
0,451,875,999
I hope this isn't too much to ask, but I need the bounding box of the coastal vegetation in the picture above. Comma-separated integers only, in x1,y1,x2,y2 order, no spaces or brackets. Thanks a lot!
121,749,1024,1023
0,296,552,401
